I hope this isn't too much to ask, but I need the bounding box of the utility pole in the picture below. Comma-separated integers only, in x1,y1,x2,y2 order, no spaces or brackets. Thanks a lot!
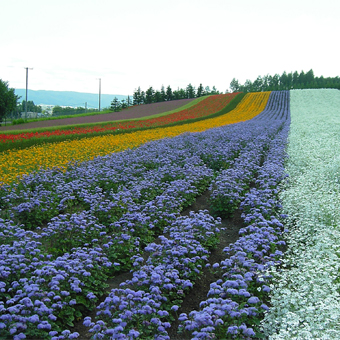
98,78,101,112
24,67,33,120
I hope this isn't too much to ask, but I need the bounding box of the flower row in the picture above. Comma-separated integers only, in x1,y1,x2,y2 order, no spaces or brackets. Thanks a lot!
0,91,270,185
84,210,221,340
0,175,215,339
1,119,260,339
80,91,290,339
0,94,239,144
178,92,290,338
261,89,340,339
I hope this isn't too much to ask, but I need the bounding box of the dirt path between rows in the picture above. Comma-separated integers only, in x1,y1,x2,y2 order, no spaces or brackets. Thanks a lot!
72,190,245,340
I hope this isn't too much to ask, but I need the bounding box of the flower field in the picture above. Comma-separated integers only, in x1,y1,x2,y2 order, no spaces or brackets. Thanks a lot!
0,89,339,339
261,89,340,339
0,93,239,144
0,92,268,185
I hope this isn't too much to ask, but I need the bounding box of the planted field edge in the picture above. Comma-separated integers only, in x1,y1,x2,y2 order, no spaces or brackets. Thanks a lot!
0,93,244,153
0,97,207,134
0,91,290,340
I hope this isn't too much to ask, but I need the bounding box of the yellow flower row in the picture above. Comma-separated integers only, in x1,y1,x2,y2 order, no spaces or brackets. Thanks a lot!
0,92,270,185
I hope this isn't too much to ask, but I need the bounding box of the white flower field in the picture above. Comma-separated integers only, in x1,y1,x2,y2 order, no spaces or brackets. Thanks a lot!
262,89,340,339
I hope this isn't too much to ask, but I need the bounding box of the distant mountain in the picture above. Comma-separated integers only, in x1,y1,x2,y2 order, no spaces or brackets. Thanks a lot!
14,89,128,109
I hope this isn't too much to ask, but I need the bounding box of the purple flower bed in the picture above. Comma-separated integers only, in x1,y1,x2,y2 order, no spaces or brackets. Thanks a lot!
0,91,290,339
84,211,221,339
178,91,290,339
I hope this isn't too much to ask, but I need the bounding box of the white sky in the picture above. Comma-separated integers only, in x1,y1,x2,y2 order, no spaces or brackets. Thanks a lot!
1,0,339,95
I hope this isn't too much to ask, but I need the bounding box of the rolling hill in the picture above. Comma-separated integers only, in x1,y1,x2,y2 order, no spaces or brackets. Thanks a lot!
14,89,128,108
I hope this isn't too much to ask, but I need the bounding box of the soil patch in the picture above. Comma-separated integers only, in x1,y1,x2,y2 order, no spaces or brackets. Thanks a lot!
0,99,195,132
168,192,244,339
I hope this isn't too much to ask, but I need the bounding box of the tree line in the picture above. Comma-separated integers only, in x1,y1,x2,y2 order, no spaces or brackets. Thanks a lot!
17,100,42,114
132,84,221,105
2,72,340,123
229,69,340,93
0,79,18,123
110,96,133,112
51,106,99,116
109,84,222,112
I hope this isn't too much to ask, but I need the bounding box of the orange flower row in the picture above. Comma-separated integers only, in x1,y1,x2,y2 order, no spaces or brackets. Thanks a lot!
0,92,270,185
0,93,238,143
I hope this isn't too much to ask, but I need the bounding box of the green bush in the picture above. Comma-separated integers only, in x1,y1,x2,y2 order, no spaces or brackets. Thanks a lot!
12,118,27,125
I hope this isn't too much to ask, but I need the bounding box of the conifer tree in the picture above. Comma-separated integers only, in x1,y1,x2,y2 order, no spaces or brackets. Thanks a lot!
110,97,121,112
186,83,195,98
133,87,143,105
145,87,155,104
196,83,204,97
229,78,240,92
160,85,166,102
166,85,173,101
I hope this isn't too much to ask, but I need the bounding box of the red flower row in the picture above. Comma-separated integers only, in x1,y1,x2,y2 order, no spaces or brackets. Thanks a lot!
0,93,239,143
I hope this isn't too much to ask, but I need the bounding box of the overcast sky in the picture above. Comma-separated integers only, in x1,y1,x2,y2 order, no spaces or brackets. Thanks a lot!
1,0,339,96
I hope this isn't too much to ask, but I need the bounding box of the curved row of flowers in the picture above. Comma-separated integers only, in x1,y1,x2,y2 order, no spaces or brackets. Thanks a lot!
261,89,340,339
0,93,239,144
85,104,291,339
0,91,288,339
0,92,269,185
178,101,290,339
0,116,265,339
80,95,290,339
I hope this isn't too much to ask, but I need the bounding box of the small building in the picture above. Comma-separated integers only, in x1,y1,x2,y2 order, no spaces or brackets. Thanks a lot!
20,112,45,119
